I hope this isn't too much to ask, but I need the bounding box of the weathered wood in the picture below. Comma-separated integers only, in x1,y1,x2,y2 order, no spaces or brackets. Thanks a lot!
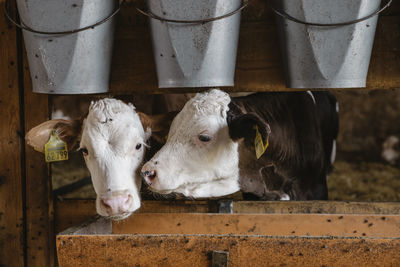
56,212,400,267
55,200,400,233
57,235,400,267
110,1,400,94
58,235,400,267
113,213,400,238
0,1,24,266
55,199,217,233
233,201,400,214
22,46,53,266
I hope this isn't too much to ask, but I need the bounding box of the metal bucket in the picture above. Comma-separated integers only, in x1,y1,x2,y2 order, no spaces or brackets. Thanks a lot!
145,0,242,88
13,0,117,94
273,0,388,88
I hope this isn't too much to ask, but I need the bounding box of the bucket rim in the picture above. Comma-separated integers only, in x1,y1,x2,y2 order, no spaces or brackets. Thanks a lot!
5,0,120,35
136,0,248,24
272,0,392,27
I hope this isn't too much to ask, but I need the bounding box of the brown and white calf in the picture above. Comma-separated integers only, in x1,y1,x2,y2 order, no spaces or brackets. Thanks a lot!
26,98,173,220
141,89,339,200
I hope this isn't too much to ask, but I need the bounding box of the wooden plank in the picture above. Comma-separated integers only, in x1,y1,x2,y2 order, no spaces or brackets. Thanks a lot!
56,235,400,267
113,213,400,238
0,0,25,265
22,44,54,266
57,234,400,266
55,200,400,233
233,201,400,214
55,199,217,233
110,1,400,94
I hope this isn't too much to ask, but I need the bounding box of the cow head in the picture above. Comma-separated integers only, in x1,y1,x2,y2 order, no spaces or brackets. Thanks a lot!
26,98,172,220
141,89,271,198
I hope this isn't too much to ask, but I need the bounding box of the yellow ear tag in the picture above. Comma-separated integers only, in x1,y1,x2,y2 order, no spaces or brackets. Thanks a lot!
254,125,269,159
44,130,68,163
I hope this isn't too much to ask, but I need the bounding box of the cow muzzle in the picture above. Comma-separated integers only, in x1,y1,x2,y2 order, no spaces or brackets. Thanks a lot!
99,192,133,218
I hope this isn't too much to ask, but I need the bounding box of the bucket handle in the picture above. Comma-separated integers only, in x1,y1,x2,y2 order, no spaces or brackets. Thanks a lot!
272,0,392,27
4,0,120,35
135,0,249,24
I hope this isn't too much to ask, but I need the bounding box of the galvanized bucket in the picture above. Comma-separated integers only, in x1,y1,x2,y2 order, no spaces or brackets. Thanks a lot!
143,0,243,88
273,0,390,88
11,0,118,94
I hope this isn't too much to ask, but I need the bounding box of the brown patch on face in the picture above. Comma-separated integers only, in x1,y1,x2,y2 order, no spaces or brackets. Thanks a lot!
54,118,84,150
138,111,178,144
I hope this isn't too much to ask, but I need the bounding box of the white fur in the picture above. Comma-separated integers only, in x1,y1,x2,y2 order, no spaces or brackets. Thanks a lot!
142,89,240,198
382,136,399,165
280,194,290,201
51,109,70,120
80,98,150,219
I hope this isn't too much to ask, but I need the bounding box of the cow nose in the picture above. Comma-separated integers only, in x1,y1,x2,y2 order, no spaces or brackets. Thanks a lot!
100,194,132,216
141,170,157,185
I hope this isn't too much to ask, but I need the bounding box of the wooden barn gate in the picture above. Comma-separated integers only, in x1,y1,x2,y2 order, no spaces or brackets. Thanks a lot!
1,0,400,266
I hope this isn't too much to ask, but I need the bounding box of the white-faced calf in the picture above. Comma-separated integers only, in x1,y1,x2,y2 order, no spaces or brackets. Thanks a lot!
141,89,339,200
26,98,172,220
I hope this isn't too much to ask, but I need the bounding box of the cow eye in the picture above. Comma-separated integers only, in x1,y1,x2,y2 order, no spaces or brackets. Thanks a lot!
198,134,212,142
81,147,88,156
136,143,142,150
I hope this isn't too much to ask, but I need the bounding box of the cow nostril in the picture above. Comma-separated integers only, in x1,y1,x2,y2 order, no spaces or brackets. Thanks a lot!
101,199,111,210
147,170,157,180
141,170,157,180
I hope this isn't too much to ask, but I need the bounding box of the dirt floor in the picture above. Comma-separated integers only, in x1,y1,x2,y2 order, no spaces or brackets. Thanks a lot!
328,160,400,201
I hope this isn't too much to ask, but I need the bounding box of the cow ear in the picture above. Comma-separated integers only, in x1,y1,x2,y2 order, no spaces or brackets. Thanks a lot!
138,111,178,143
26,119,83,152
227,113,271,145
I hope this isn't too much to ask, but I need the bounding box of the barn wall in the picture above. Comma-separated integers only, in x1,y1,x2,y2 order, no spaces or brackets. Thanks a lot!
0,0,24,266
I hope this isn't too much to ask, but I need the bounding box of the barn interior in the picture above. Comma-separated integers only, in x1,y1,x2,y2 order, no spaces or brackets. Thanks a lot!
1,0,400,266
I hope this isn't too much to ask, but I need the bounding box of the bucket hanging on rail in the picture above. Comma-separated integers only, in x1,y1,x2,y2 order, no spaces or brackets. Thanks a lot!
10,0,118,94
273,0,389,88
142,0,243,88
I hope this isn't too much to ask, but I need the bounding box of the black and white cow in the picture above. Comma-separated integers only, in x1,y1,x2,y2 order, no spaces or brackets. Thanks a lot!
141,89,339,200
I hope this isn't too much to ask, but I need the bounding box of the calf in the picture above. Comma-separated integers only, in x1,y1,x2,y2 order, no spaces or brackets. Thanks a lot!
26,98,173,220
141,89,339,200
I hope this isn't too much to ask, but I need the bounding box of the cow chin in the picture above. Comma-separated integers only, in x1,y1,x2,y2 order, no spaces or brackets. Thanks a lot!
107,212,133,221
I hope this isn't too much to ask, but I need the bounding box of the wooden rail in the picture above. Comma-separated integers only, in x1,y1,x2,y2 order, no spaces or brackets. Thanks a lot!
56,209,400,266
55,199,400,233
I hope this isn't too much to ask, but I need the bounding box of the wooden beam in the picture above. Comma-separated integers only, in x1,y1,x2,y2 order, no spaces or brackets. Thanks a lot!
56,211,400,266
55,200,400,233
55,199,217,233
0,0,24,265
109,1,400,94
113,213,400,237
57,235,400,267
22,42,54,267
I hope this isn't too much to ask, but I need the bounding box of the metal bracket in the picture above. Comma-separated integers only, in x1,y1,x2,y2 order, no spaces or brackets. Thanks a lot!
218,199,233,214
212,250,229,267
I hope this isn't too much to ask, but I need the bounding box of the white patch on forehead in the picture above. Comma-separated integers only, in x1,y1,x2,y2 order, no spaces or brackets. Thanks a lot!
187,89,231,117
84,98,145,142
